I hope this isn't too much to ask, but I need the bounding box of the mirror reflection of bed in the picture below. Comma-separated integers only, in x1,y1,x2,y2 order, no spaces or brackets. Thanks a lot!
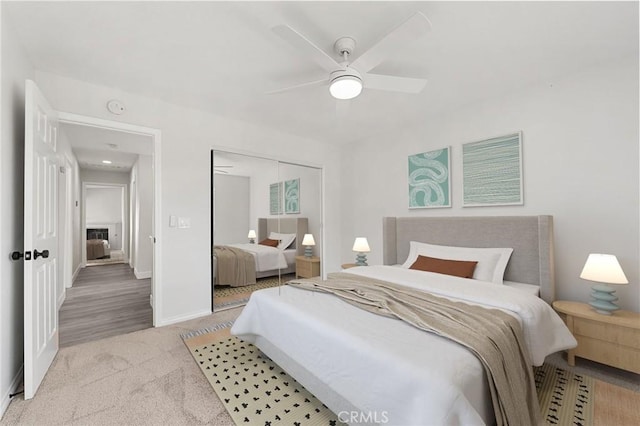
211,150,323,311
86,226,125,265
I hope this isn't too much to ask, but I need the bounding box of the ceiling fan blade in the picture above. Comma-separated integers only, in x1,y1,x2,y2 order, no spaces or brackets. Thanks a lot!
364,73,427,93
350,12,431,74
266,78,328,95
272,25,342,73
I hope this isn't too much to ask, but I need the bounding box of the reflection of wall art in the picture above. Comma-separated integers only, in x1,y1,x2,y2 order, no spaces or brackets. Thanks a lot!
408,147,451,209
269,182,283,215
284,178,300,214
462,132,523,206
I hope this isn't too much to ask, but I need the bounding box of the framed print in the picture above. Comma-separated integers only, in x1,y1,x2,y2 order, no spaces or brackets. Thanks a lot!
284,178,300,214
408,147,451,209
462,132,523,206
269,182,283,215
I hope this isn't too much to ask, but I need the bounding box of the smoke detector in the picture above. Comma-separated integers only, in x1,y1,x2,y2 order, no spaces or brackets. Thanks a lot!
107,99,125,115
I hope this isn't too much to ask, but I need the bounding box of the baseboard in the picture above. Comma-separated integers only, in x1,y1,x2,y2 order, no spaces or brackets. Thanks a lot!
134,268,151,279
72,264,82,284
57,290,66,310
0,364,23,420
155,309,212,327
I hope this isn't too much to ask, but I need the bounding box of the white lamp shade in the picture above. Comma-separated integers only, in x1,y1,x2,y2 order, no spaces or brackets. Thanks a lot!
352,237,370,253
302,234,315,246
247,230,257,239
580,254,628,284
329,76,363,100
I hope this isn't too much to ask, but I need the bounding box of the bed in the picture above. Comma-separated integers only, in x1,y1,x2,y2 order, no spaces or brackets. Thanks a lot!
231,216,577,425
86,239,110,260
213,217,308,286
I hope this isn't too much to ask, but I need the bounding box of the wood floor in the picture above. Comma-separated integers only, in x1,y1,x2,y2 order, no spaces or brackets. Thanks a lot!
59,263,152,347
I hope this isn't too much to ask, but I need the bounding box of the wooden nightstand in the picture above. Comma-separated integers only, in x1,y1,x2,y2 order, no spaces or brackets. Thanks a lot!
553,300,640,373
295,256,320,279
341,263,358,270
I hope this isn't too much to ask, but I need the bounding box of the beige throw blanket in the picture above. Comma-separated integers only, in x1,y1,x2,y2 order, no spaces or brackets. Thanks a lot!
289,272,541,426
214,245,256,287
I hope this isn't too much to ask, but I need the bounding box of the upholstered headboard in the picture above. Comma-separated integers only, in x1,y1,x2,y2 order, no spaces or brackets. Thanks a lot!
382,216,555,303
258,217,309,256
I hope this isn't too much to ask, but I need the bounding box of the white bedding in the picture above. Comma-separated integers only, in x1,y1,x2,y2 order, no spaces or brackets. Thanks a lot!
231,265,576,425
228,243,288,272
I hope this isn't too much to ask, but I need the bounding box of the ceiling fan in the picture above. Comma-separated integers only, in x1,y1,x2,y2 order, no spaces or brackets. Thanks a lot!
270,12,431,100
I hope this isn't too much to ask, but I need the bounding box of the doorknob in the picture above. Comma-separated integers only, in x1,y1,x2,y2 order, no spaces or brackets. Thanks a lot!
33,249,49,259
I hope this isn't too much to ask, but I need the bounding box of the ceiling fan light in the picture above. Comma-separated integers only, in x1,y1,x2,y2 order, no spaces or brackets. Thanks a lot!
329,75,362,100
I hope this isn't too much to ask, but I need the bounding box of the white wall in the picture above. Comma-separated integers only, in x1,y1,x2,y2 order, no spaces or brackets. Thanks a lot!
341,59,639,311
35,71,342,326
133,155,153,278
214,174,250,245
0,8,33,417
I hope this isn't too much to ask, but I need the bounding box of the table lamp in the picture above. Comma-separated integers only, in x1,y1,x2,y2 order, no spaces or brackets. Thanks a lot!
579,253,628,315
302,233,315,258
247,229,256,244
352,237,370,266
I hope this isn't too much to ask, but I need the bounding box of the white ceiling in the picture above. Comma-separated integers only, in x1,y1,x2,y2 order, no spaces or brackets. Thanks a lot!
60,122,152,171
6,1,638,144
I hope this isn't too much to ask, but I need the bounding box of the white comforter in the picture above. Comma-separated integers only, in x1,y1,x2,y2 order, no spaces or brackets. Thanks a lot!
228,243,288,272
231,265,576,425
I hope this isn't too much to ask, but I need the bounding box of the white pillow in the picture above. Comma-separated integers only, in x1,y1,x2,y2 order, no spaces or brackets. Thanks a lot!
269,232,296,250
402,241,513,285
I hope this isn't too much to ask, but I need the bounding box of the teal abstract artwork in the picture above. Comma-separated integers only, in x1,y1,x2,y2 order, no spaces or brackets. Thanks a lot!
462,132,523,206
408,147,451,208
269,182,283,215
284,178,300,214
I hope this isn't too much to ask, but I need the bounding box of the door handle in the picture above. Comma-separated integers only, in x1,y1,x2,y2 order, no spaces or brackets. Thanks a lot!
10,251,32,261
33,249,49,260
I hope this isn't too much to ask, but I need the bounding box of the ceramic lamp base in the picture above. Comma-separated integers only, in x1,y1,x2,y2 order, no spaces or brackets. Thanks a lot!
355,253,368,266
249,239,255,244
304,246,313,258
589,283,619,315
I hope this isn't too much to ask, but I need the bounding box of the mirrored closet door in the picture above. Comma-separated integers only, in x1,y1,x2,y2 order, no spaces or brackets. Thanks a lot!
211,150,322,312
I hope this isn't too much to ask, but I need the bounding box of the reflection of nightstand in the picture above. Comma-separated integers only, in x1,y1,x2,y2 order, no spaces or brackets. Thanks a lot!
296,256,320,279
553,300,640,373
341,263,358,270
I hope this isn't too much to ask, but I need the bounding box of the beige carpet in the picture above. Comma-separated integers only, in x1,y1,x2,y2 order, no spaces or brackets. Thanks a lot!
3,306,639,426
213,274,293,312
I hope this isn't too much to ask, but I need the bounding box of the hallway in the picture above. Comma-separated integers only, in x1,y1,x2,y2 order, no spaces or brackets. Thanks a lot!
59,264,152,347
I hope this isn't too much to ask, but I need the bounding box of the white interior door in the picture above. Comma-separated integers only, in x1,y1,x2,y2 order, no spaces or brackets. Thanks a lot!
24,79,59,399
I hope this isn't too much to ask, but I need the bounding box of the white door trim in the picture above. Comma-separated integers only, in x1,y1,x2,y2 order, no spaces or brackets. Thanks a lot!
58,111,162,327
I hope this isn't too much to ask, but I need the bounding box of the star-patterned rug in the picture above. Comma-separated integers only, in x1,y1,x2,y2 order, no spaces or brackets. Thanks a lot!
182,322,338,425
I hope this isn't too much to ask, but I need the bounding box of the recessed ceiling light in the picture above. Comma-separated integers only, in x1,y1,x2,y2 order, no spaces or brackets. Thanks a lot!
102,160,112,164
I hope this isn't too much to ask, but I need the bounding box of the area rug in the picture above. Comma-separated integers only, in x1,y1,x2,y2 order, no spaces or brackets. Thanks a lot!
182,321,338,425
213,274,294,311
183,322,598,426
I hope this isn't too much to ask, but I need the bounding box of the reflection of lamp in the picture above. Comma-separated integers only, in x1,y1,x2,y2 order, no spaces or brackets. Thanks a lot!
580,253,628,315
352,237,370,266
302,234,315,258
247,230,256,244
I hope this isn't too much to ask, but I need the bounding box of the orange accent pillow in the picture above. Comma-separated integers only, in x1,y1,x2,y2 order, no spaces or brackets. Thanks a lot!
409,255,478,279
259,238,280,247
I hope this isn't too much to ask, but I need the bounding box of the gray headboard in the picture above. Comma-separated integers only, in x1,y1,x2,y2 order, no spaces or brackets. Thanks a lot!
382,216,555,303
258,217,309,256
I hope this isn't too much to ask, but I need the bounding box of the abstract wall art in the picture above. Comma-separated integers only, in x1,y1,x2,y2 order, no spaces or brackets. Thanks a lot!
408,147,451,209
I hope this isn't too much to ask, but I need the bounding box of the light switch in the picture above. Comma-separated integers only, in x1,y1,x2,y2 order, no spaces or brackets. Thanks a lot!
178,217,191,229
169,215,177,227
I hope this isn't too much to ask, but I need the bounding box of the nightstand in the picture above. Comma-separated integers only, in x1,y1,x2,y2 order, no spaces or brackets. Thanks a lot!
295,256,320,279
553,300,640,373
341,263,358,270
